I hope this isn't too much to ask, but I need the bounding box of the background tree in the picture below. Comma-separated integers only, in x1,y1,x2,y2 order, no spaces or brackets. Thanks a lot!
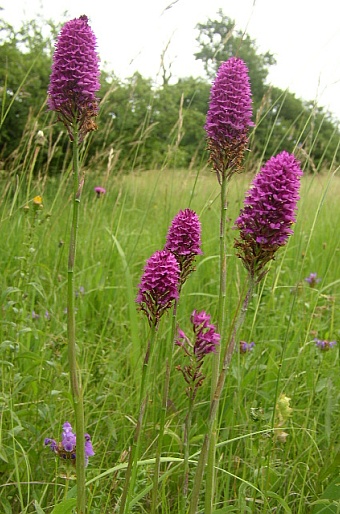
0,15,58,156
194,9,276,107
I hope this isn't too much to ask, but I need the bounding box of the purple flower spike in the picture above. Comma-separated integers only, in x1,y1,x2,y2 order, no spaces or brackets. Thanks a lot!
176,310,220,399
234,151,303,280
205,57,253,180
165,209,202,287
44,421,94,467
305,273,321,287
190,310,220,361
48,15,100,141
136,250,180,326
239,341,255,354
94,186,106,197
314,338,336,351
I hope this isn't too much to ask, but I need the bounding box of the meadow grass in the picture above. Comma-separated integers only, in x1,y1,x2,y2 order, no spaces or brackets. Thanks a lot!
0,152,339,514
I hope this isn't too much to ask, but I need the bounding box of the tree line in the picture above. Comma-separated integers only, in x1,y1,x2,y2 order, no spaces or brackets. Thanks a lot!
1,9,339,174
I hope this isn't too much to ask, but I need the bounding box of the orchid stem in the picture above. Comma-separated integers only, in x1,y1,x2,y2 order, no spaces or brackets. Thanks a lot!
204,172,229,513
67,127,86,514
189,275,254,514
151,302,178,514
120,324,157,514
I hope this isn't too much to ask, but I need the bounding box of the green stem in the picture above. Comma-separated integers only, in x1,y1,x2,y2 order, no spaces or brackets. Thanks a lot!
150,303,178,514
26,146,41,205
189,275,254,514
181,393,194,514
67,129,86,514
205,173,229,513
119,324,157,514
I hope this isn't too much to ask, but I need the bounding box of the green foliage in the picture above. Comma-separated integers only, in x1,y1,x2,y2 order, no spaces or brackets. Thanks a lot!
0,165,340,512
0,16,58,156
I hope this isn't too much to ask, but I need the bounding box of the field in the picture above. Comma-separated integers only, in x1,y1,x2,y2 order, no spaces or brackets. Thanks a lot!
0,159,340,513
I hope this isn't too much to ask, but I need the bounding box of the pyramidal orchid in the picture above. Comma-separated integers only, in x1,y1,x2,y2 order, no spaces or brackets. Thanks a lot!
48,15,100,141
165,209,202,288
47,15,100,513
205,57,253,181
234,151,303,280
176,310,220,398
136,250,180,327
202,58,253,510
176,310,220,506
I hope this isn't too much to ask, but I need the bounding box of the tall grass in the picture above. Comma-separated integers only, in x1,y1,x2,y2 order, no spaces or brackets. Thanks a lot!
1,73,340,514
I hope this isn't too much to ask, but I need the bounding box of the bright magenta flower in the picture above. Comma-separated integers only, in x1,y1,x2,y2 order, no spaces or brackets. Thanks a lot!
48,15,100,141
165,209,202,287
234,151,302,279
205,57,253,179
176,310,220,399
94,186,106,197
136,250,180,326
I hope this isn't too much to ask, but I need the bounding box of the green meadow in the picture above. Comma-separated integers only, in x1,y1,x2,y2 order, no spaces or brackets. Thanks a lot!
1,157,339,512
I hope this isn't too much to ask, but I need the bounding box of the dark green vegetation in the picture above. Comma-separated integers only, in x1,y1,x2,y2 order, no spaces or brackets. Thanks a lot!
1,10,339,174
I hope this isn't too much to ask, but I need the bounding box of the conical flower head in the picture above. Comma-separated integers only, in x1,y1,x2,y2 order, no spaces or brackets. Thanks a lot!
205,57,253,179
136,250,180,326
165,209,202,287
48,15,100,141
175,310,220,399
234,151,302,279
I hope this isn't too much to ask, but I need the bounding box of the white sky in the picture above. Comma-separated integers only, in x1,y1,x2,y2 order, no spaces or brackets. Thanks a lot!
1,0,340,120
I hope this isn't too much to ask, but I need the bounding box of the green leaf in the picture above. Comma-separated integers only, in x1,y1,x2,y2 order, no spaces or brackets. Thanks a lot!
312,477,340,513
33,500,46,513
50,498,76,514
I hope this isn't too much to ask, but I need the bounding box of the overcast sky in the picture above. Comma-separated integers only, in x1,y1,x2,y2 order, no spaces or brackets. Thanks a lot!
2,0,340,120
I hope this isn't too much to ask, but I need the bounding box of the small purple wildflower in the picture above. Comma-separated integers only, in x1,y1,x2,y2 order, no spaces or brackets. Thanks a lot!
32,310,40,320
176,310,220,399
45,310,51,320
44,421,94,467
94,186,106,197
165,209,202,287
314,338,336,352
239,341,255,354
85,433,95,462
61,421,76,452
234,151,303,280
205,57,253,180
48,15,100,141
136,250,180,326
75,286,85,298
44,438,57,452
305,273,321,287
